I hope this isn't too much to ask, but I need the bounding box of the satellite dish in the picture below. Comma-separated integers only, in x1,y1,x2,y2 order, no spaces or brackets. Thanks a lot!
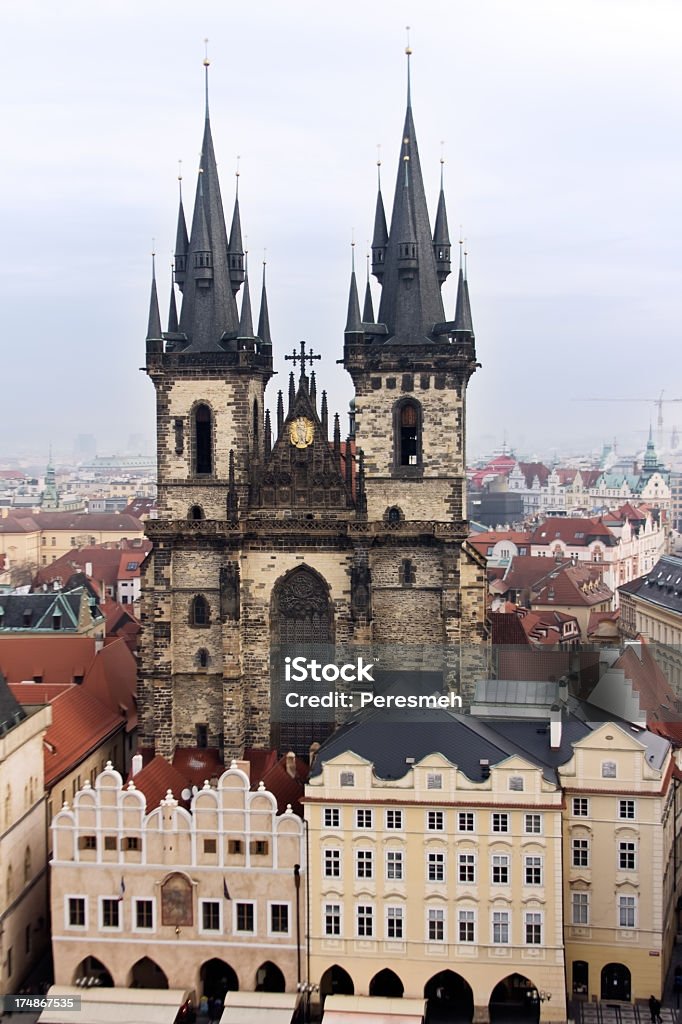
191,785,199,796
181,788,192,801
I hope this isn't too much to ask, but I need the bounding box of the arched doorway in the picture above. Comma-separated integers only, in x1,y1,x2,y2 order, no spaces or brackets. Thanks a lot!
270,567,335,755
425,971,474,1023
489,974,539,1022
370,968,404,998
319,965,354,1004
129,957,169,989
200,960,238,1000
255,961,285,992
601,964,631,1002
73,956,113,987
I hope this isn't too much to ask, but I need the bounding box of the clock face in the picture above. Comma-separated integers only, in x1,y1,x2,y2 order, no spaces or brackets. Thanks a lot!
289,417,314,449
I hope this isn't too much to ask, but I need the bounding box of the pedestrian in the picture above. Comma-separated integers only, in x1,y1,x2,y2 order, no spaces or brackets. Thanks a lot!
649,995,662,1024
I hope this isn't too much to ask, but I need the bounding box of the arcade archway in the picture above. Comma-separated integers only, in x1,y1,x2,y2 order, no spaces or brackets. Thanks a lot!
129,957,169,989
489,974,539,1022
425,971,474,1023
200,959,238,1000
73,956,113,988
370,968,404,998
255,961,285,993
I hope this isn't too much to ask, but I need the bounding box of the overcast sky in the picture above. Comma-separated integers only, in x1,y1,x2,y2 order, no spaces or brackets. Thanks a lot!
2,0,681,463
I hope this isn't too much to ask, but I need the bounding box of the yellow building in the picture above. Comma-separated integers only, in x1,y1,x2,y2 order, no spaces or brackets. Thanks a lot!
0,679,51,994
50,760,303,999
305,702,677,1021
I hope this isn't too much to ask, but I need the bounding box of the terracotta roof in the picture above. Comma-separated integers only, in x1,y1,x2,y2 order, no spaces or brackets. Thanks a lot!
172,747,223,785
259,752,309,816
0,515,39,534
554,468,578,485
613,641,679,721
517,462,551,488
41,685,124,786
501,556,613,608
101,600,141,650
531,517,616,547
517,608,579,646
129,755,191,810
33,540,152,590
467,530,532,555
580,469,603,488
0,636,95,684
244,748,278,781
27,512,145,532
83,638,137,730
123,498,157,520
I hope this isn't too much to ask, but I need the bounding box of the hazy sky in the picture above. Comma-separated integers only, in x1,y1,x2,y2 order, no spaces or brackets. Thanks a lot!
2,0,681,462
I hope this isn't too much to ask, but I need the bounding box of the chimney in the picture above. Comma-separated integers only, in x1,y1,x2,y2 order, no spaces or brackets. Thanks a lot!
309,742,320,768
558,676,569,705
285,751,297,778
479,758,491,780
550,704,562,749
131,753,143,776
85,562,93,577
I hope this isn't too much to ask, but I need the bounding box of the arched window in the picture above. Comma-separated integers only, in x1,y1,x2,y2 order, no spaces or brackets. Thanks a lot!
253,399,259,449
188,505,204,521
190,595,210,627
386,506,403,525
394,399,422,471
194,404,213,475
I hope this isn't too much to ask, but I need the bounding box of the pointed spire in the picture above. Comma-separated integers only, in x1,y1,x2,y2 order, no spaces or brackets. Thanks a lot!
405,27,413,108
277,390,284,437
374,49,446,343
227,158,245,295
257,261,272,347
333,413,341,456
264,409,272,456
363,255,375,323
146,253,163,341
345,243,362,333
168,266,179,333
309,371,317,410
174,166,189,290
321,391,329,438
433,149,451,284
371,150,388,280
288,372,296,413
238,256,254,337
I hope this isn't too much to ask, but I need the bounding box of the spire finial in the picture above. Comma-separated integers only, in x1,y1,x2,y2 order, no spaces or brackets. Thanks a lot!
459,230,464,271
151,243,156,281
177,159,183,201
464,239,468,279
405,26,412,107
235,154,240,198
351,233,356,272
440,141,445,189
203,38,210,119
366,249,370,283
376,144,382,189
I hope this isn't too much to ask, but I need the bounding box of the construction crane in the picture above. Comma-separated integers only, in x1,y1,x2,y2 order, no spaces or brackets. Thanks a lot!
576,391,682,449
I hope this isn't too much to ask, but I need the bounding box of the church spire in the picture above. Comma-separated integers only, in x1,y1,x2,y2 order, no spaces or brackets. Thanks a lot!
371,152,388,280
146,253,162,341
227,159,245,295
375,47,446,344
168,266,179,333
177,55,240,352
363,254,375,323
345,243,362,334
453,242,474,337
257,261,272,348
238,255,254,338
174,167,189,290
433,153,451,283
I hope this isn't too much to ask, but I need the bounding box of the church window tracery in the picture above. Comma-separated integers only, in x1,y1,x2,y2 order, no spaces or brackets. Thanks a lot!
190,595,210,628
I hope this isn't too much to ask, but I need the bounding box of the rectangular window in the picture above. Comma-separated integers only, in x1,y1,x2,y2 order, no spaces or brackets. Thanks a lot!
386,809,403,830
572,839,589,868
357,904,373,938
270,904,289,934
428,852,445,883
427,773,443,790
340,772,355,787
79,835,96,850
618,841,636,870
492,910,509,944
602,761,617,779
101,899,119,929
203,838,217,854
323,808,340,828
250,839,269,856
428,908,445,942
619,895,636,928
458,812,475,832
492,812,509,833
124,836,141,851
459,909,475,943
618,799,635,820
524,814,542,834
235,902,255,933
356,850,373,879
228,839,243,855
509,775,524,791
525,912,542,944
572,892,589,925
355,809,373,829
324,849,341,878
458,853,476,883
135,899,153,929
573,797,589,817
68,897,85,927
201,901,221,931
386,906,403,939
524,856,542,885
324,903,341,937
427,810,444,831
492,854,509,885
386,850,404,880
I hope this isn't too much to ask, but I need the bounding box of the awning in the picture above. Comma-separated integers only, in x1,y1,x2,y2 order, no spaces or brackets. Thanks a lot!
38,985,192,1024
219,991,299,1024
322,995,426,1024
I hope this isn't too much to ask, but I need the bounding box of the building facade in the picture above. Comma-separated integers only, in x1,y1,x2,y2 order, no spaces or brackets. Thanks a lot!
139,58,487,761
619,554,682,693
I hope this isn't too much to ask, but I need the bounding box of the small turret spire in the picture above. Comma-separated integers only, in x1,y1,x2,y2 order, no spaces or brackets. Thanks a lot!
321,391,329,438
333,413,341,455
288,372,296,412
146,251,162,341
433,147,451,284
345,242,362,333
363,253,375,323
174,163,189,290
454,242,474,336
276,390,284,436
264,409,272,456
257,261,272,347
310,372,317,410
227,157,245,295
238,254,254,337
371,147,388,280
168,264,179,333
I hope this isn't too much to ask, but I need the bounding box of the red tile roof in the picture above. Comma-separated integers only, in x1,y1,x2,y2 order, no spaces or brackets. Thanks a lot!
467,530,532,555
0,636,95,684
501,556,613,608
613,640,679,721
517,462,551,487
172,747,224,785
129,755,191,809
28,512,145,532
83,638,137,730
259,752,309,816
41,685,124,786
531,517,615,547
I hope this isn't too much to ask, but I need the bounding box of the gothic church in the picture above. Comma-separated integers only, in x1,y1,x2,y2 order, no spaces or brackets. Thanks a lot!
139,55,487,761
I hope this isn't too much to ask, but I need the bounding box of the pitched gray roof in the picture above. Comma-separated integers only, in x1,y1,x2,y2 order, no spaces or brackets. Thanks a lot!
0,671,26,734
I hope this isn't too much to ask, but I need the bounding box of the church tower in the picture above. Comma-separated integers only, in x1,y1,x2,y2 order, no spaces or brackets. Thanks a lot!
139,54,487,764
